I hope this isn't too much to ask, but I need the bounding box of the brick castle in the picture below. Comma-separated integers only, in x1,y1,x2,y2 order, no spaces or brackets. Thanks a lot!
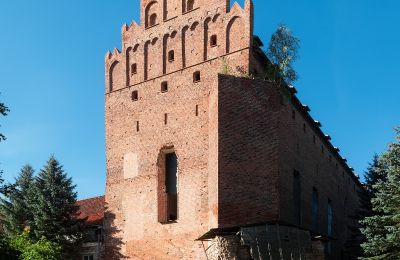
104,0,362,259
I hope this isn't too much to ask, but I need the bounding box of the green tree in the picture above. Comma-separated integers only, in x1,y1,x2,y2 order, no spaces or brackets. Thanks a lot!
0,165,35,236
30,155,83,258
365,154,386,196
265,24,300,85
0,96,9,193
0,96,9,142
361,128,400,259
10,230,62,260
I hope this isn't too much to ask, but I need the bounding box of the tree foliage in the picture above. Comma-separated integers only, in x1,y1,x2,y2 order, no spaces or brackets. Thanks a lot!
361,128,400,259
266,24,300,85
0,156,83,258
0,95,9,142
30,155,83,258
0,165,35,236
10,230,62,260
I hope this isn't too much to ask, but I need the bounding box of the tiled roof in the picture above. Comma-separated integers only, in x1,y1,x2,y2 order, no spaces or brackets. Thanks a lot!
77,195,105,226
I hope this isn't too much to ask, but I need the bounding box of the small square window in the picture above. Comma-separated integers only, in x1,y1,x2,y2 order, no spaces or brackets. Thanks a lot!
161,81,168,93
168,50,175,62
193,71,201,82
210,35,217,47
132,90,138,101
131,63,137,75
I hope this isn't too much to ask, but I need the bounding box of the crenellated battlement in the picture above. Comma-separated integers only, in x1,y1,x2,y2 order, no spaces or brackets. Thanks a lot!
105,0,254,93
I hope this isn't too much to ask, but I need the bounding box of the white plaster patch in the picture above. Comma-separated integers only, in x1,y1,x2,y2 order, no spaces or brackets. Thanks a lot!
123,152,139,179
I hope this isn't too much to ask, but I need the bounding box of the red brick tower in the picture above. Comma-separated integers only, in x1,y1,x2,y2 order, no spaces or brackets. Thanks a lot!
104,1,361,259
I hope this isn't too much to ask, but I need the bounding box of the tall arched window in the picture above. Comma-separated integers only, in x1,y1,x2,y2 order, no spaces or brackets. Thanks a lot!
293,170,301,225
312,188,319,230
158,149,178,223
145,1,158,28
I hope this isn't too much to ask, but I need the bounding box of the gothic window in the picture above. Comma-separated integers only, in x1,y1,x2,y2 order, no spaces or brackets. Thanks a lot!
312,188,319,230
293,170,301,226
327,199,333,236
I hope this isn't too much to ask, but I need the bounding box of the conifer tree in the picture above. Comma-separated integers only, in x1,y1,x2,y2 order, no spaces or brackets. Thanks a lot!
0,96,9,193
31,155,83,258
361,128,400,259
0,96,9,142
0,165,35,236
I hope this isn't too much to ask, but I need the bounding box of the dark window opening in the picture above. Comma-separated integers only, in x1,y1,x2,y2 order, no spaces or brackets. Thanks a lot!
193,71,201,82
161,81,168,93
164,113,168,125
166,152,178,221
187,0,194,11
293,170,301,226
84,256,94,260
312,188,319,230
131,63,137,75
149,13,157,27
327,199,333,236
195,105,199,116
136,121,140,132
132,90,138,101
210,35,217,47
168,50,175,62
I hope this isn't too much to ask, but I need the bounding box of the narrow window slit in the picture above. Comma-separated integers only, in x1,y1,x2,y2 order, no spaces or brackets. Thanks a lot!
168,50,175,62
161,81,168,93
132,91,138,101
210,35,217,47
131,63,137,75
193,71,201,82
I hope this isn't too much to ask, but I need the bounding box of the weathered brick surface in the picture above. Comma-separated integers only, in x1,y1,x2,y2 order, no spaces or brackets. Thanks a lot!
277,94,362,259
218,76,281,227
104,0,361,259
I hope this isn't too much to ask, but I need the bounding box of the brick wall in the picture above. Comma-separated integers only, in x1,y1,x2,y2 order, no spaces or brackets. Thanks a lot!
217,75,281,227
277,92,362,259
104,1,255,258
104,0,362,259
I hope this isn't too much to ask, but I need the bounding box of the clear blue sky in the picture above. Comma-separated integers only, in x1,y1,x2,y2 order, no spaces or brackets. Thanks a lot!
0,0,399,199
